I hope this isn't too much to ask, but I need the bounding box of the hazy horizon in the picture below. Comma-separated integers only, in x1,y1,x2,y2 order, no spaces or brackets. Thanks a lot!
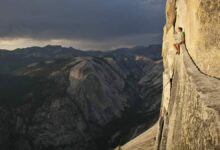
0,43,162,52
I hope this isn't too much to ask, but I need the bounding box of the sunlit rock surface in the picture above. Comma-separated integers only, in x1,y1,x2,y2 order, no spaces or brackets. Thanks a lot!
155,0,220,150
166,0,220,78
115,123,158,150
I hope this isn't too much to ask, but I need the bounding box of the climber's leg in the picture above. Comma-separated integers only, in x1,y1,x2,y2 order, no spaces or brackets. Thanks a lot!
174,44,180,55
176,44,180,54
173,44,178,50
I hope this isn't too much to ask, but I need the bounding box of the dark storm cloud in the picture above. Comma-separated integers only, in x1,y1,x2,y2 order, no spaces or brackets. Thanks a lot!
0,0,165,48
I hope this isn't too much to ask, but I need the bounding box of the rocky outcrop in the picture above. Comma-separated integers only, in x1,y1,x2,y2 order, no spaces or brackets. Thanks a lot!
155,0,220,150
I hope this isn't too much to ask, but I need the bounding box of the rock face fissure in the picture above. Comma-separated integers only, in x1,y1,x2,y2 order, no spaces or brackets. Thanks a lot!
185,48,220,80
155,0,220,150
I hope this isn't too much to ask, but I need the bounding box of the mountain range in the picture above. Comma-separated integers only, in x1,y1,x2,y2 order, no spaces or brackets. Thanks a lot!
0,45,162,150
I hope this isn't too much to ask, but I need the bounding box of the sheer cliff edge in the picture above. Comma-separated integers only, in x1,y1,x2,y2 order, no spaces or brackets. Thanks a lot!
155,0,220,150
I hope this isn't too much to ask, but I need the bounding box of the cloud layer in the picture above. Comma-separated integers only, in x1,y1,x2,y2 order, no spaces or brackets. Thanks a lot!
0,0,165,50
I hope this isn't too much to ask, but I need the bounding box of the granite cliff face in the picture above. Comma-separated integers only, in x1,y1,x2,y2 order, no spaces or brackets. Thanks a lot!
155,0,220,150
0,46,162,150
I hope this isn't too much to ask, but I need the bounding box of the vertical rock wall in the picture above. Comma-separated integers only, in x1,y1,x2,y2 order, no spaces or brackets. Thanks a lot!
175,0,220,78
155,0,220,150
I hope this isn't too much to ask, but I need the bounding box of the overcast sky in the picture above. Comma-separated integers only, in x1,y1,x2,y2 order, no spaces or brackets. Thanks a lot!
0,0,166,50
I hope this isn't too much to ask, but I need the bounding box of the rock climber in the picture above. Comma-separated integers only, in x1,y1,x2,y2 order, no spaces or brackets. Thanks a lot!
173,27,185,55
